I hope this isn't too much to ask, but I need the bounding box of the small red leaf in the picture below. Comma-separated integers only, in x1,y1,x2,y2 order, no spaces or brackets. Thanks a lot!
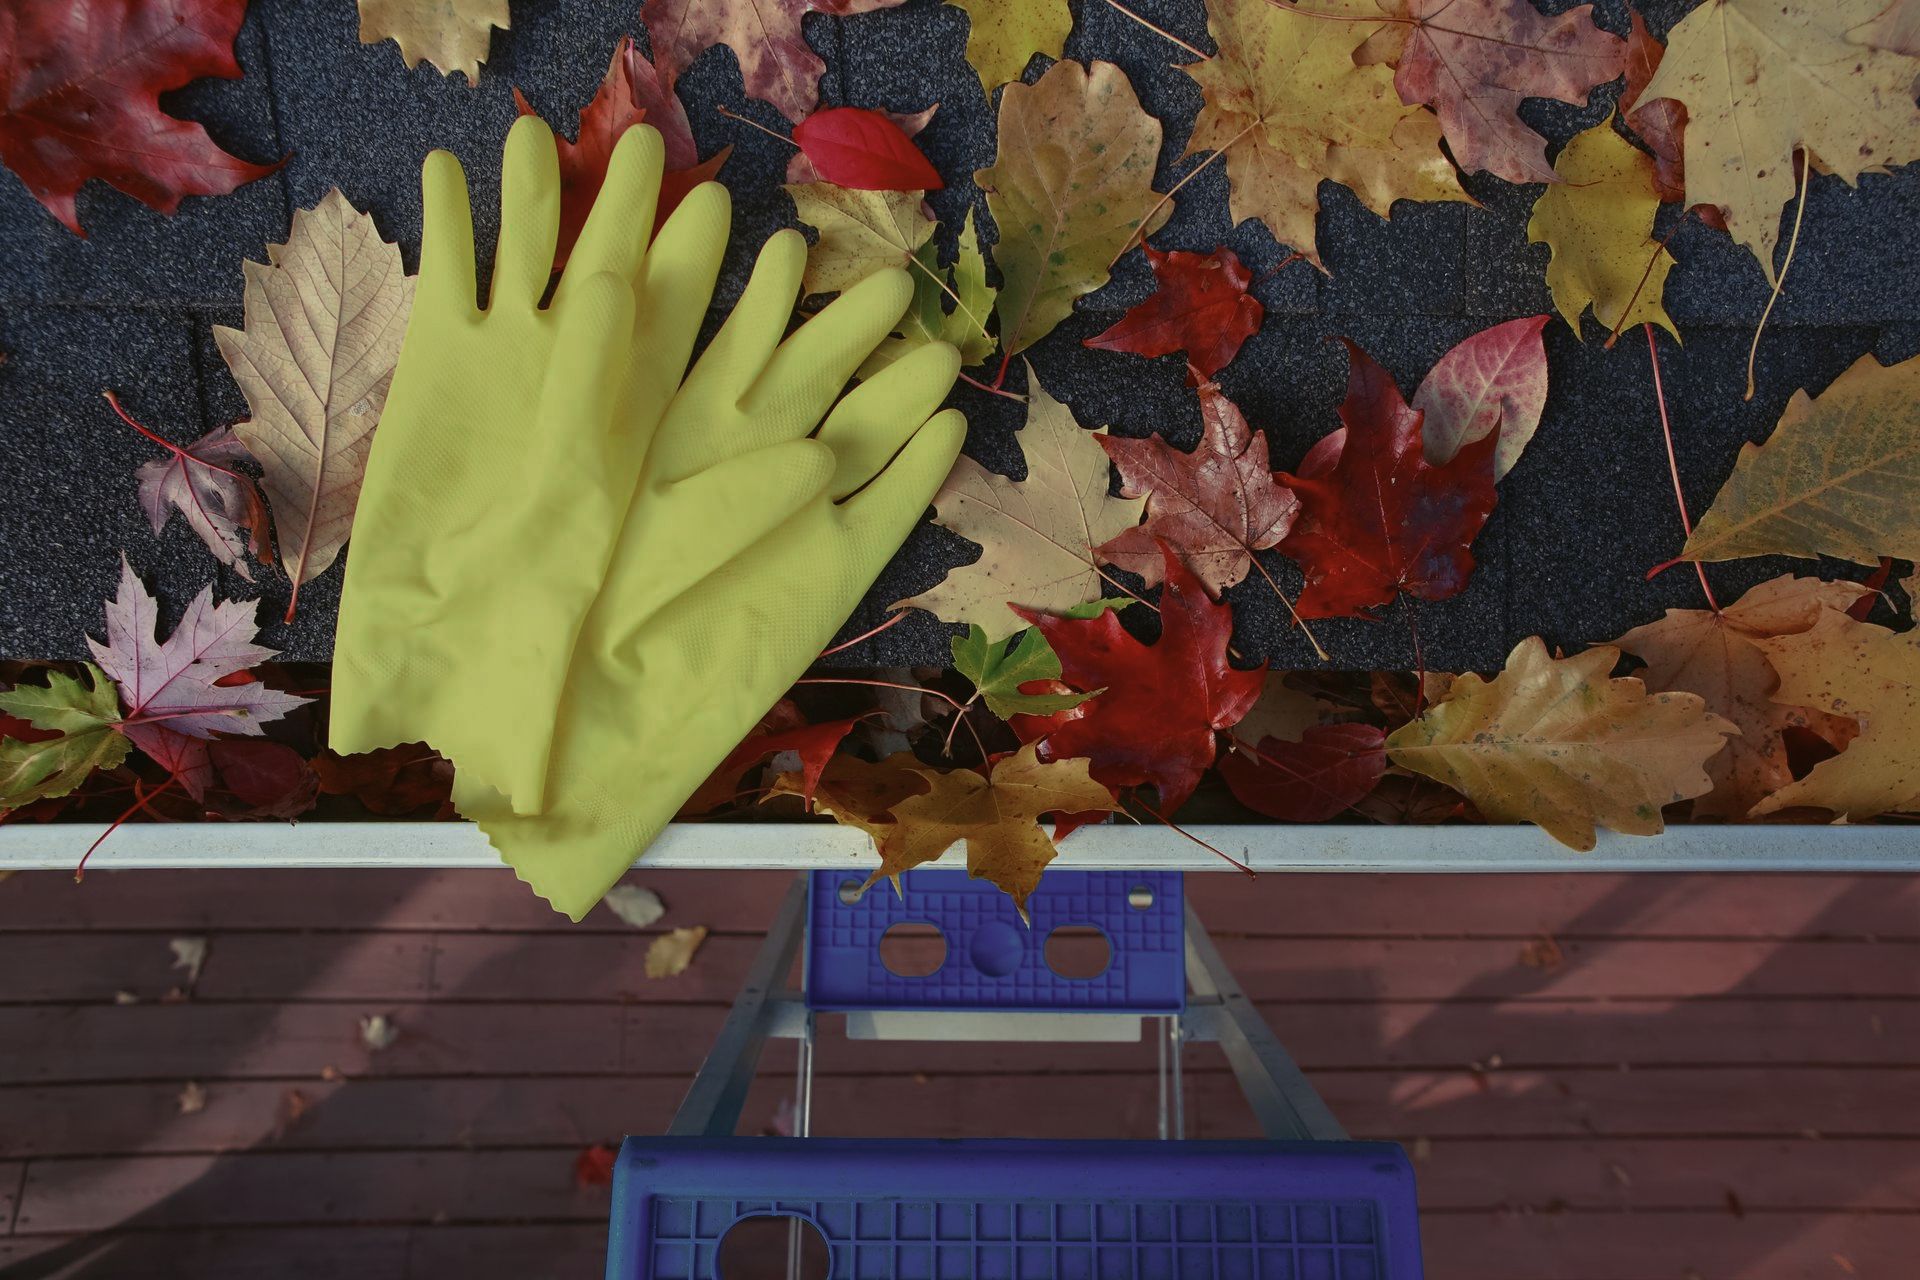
792,106,943,191
573,1144,618,1189
1277,341,1499,620
1220,726,1387,822
1011,544,1262,812
1413,315,1550,479
209,738,317,819
683,715,863,815
311,744,453,817
1083,245,1264,385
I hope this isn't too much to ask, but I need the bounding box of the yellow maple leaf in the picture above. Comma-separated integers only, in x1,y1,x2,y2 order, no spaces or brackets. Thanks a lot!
1750,617,1920,819
1526,118,1677,340
215,191,414,615
896,366,1146,641
1386,637,1736,850
947,0,1073,95
1683,353,1920,567
1183,0,1463,267
1612,576,1866,820
1639,0,1920,281
786,184,936,296
868,744,1120,912
979,59,1167,357
356,0,510,86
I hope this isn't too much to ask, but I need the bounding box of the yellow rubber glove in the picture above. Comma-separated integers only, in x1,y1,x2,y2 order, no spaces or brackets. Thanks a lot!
332,117,731,813
456,228,966,919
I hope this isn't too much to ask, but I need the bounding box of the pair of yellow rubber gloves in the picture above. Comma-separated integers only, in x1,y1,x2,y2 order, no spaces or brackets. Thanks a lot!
329,119,965,919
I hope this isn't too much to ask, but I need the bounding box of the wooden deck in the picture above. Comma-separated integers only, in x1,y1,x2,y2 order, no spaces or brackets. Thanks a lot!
0,866,1915,1278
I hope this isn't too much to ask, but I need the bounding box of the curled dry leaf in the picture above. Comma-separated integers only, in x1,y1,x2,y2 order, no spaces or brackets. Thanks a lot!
1682,353,1920,568
1097,383,1298,598
1614,576,1868,820
1640,0,1920,282
602,884,667,929
126,405,271,582
1526,119,1677,341
1387,638,1737,851
356,0,509,85
1082,245,1265,387
359,1012,399,1050
0,0,278,235
216,191,414,620
898,368,1145,641
980,59,1167,357
1413,316,1551,480
645,926,709,978
946,0,1072,94
170,937,209,985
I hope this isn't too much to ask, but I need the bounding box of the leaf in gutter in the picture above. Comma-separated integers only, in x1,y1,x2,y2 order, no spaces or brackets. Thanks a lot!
0,665,130,814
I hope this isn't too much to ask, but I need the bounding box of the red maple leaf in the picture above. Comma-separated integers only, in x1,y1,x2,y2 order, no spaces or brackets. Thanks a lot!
1010,545,1262,813
1097,383,1298,597
573,1143,618,1189
1083,245,1264,386
208,738,317,819
1219,726,1387,823
1277,341,1498,620
682,711,862,815
0,0,279,235
514,37,729,269
791,106,942,191
311,743,454,817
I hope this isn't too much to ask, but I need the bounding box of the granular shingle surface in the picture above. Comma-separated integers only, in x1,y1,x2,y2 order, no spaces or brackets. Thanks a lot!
1,0,1915,670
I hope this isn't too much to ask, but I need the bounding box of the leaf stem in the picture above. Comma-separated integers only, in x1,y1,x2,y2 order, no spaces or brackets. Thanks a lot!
1601,210,1688,350
1107,124,1256,271
1745,148,1810,402
1100,0,1210,59
1136,795,1255,876
1261,0,1415,23
817,609,909,658
958,371,1027,402
715,104,798,150
1249,554,1328,662
77,774,176,881
1644,323,1719,614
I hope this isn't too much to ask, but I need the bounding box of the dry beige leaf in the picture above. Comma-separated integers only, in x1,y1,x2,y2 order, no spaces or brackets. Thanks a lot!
176,1081,208,1115
1683,353,1920,568
601,884,666,930
1640,0,1920,280
1612,576,1866,819
359,1013,400,1051
1750,619,1920,820
357,0,510,85
1233,672,1339,747
897,367,1146,640
217,190,413,617
645,926,709,979
1386,637,1736,850
169,936,208,985
786,184,936,296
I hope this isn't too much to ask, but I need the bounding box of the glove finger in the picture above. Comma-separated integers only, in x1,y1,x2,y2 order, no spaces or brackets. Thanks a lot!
418,149,478,316
737,266,916,444
659,439,836,577
840,409,967,545
625,181,731,420
490,115,562,312
816,340,960,499
553,124,664,311
652,229,807,481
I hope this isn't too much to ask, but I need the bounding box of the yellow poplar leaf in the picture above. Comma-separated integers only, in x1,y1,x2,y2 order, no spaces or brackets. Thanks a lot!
1386,637,1735,850
896,366,1146,641
215,191,414,613
1640,0,1920,281
356,0,510,85
1682,353,1920,567
1526,119,1677,340
1612,575,1867,820
867,744,1121,911
1184,0,1452,266
948,0,1073,95
644,926,709,979
786,183,936,297
978,59,1167,356
1750,620,1920,819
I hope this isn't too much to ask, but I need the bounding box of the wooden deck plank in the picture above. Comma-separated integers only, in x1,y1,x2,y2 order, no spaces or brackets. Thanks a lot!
3,1159,21,1232
4,997,1914,1088
0,1227,412,1278
12,1139,1916,1235
7,1067,1918,1160
8,868,1916,939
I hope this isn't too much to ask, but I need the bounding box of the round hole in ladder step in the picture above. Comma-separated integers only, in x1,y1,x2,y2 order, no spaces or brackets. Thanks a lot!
837,878,863,906
1044,925,1112,979
1128,884,1155,911
716,1213,831,1279
879,922,946,977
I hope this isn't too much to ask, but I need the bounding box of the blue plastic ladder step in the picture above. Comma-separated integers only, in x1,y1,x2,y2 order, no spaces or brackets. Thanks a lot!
805,869,1185,1014
607,1137,1424,1280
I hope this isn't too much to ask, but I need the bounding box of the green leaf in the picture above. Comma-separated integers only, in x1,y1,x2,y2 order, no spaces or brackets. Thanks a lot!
0,664,130,812
860,208,999,378
951,624,1100,719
